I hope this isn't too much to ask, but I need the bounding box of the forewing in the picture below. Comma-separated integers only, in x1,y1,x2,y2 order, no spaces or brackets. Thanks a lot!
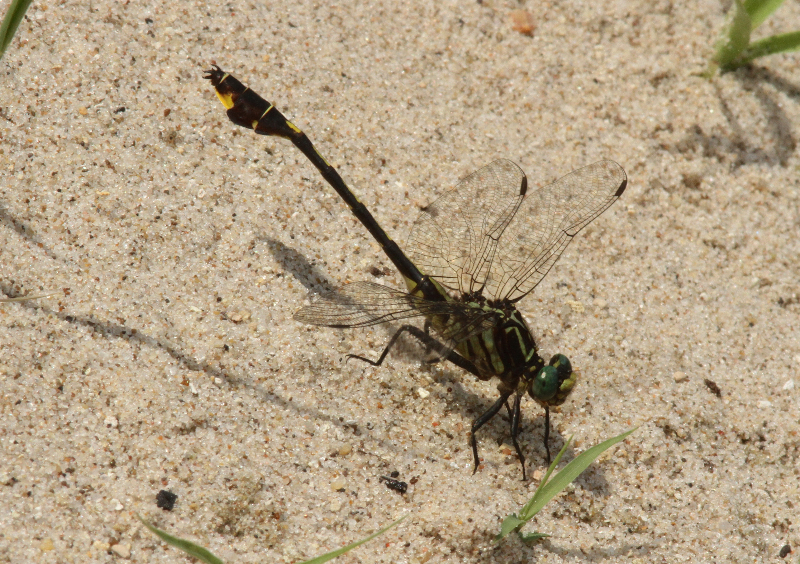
294,281,498,341
487,160,627,302
406,160,526,297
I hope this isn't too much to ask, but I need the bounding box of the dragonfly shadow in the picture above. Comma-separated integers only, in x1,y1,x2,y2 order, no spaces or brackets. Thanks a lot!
0,198,60,262
4,293,362,443
432,369,566,468
264,238,337,294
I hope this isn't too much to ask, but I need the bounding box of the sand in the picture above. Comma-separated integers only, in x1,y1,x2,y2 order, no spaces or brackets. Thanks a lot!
1,0,799,562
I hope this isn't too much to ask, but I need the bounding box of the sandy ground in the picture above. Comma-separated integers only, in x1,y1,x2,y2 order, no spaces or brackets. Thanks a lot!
1,0,799,562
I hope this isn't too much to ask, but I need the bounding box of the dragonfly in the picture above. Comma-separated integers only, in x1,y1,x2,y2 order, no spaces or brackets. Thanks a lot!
205,65,627,480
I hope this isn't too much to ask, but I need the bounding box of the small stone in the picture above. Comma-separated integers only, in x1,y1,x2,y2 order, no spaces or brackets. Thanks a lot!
757,400,772,409
40,538,55,551
417,387,430,399
509,10,536,36
111,543,131,559
104,415,118,428
673,372,687,383
782,380,794,391
566,300,584,313
338,444,352,456
331,476,346,491
156,490,178,511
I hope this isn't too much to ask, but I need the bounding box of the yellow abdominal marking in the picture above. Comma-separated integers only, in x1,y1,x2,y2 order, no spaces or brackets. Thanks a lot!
215,91,234,110
260,105,274,119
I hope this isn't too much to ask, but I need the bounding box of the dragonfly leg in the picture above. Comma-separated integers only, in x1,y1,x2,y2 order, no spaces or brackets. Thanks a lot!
470,389,514,474
347,325,482,377
508,392,527,480
346,324,419,367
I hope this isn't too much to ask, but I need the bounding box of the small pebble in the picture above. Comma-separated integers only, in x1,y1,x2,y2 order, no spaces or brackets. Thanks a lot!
156,490,178,511
111,543,131,559
566,300,584,313
509,10,535,36
40,538,55,551
673,371,688,383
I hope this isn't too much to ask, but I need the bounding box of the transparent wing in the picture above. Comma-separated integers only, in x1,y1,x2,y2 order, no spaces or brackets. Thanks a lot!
294,281,499,343
488,160,626,301
406,160,526,297
407,160,626,302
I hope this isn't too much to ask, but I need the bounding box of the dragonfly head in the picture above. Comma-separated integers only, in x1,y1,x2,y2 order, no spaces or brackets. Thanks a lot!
528,354,577,406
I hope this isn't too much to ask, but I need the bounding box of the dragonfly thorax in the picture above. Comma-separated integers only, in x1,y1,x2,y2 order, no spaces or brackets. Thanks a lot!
459,299,578,408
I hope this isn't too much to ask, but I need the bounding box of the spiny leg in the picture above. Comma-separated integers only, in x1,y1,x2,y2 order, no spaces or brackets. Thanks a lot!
470,389,514,474
508,392,527,481
348,324,482,377
346,324,419,366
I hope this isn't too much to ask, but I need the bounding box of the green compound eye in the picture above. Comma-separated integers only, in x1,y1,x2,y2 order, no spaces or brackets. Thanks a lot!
530,354,576,404
530,365,560,402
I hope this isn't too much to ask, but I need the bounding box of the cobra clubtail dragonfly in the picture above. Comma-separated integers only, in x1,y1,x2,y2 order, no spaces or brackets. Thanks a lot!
205,65,627,479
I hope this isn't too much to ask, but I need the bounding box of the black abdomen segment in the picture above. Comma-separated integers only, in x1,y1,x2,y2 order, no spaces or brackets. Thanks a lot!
204,66,435,297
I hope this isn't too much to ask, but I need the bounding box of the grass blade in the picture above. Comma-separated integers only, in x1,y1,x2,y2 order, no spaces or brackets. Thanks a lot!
0,0,34,60
713,0,753,70
518,531,551,543
496,428,637,543
518,436,573,521
741,30,800,61
496,514,526,540
139,513,407,564
743,0,785,30
138,516,224,564
522,428,636,520
301,515,407,564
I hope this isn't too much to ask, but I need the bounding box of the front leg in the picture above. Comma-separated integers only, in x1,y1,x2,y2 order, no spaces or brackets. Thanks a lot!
470,389,514,474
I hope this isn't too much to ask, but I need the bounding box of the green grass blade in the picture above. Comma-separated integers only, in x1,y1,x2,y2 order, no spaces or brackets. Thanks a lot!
138,516,224,564
713,0,753,69
300,515,407,564
496,514,526,541
519,428,636,522
741,30,800,60
495,429,636,543
0,0,34,61
523,428,636,518
518,531,551,543
518,436,573,521
139,513,407,564
743,0,785,30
